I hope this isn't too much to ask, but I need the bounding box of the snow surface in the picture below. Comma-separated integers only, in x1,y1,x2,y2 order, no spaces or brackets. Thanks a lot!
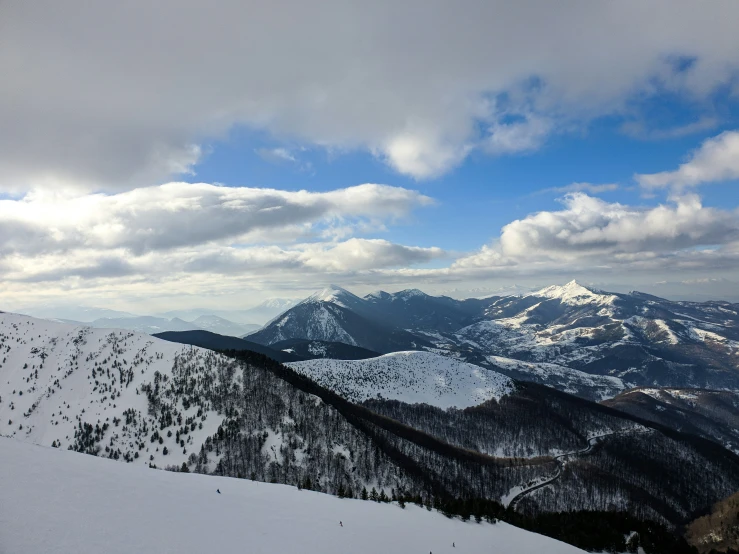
0,437,586,554
287,350,514,409
0,312,225,467
300,284,360,308
530,280,618,307
487,356,626,400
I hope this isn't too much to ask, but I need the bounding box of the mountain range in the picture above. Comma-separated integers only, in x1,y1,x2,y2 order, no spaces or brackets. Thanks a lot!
4,280,739,552
247,281,739,400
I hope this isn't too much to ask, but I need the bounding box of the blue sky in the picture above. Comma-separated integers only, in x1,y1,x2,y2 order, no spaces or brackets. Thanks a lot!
193,91,739,254
2,0,739,311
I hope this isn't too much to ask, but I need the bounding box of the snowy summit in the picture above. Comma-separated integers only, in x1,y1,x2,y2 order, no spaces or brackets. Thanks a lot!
530,280,617,306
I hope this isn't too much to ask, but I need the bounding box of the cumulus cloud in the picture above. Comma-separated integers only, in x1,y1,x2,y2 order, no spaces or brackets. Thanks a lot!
0,183,432,256
486,116,552,154
0,181,445,295
636,130,739,189
452,193,739,272
2,1,739,186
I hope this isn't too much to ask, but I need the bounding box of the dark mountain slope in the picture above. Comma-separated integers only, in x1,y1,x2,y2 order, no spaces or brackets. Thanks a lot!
604,387,739,453
153,329,304,362
270,338,380,360
248,299,431,353
361,289,488,332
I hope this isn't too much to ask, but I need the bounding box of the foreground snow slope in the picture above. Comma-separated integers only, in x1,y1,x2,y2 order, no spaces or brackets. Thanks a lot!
0,311,228,466
287,350,514,409
0,438,584,554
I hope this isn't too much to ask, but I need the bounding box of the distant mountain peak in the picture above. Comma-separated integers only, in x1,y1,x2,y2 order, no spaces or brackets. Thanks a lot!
531,280,614,305
301,285,360,307
364,290,391,301
394,288,427,300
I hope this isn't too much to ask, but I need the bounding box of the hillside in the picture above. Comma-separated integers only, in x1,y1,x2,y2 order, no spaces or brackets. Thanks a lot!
287,351,514,409
271,338,380,360
0,438,586,554
254,281,739,400
248,294,431,353
153,329,303,362
2,312,739,533
604,388,739,454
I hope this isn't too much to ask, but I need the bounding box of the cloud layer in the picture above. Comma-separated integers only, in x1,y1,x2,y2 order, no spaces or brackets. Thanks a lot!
3,178,738,310
2,1,739,186
452,193,739,274
637,131,739,189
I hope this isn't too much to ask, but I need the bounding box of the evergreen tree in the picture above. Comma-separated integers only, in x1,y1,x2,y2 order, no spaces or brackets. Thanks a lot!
361,487,368,501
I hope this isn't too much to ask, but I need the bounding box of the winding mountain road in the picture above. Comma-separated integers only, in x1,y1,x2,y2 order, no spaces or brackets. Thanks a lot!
507,430,631,510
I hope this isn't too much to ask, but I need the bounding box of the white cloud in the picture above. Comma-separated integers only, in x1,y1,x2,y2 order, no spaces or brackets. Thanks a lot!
0,182,432,256
301,239,444,271
486,116,552,154
620,116,718,140
636,130,739,189
256,147,297,164
0,182,444,299
452,193,739,272
2,1,739,186
380,133,472,179
541,182,620,195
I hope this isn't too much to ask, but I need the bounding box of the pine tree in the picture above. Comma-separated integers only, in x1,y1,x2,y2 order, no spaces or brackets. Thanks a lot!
337,484,346,498
361,487,368,500
370,487,379,501
180,462,189,473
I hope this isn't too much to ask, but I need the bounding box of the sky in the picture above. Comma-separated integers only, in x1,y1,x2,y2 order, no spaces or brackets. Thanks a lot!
2,0,739,313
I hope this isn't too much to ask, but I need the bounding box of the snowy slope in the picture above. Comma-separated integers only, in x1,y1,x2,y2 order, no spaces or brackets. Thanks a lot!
0,312,227,467
486,355,626,401
299,284,366,310
188,314,260,337
0,438,585,554
530,280,618,307
249,298,430,353
287,351,514,409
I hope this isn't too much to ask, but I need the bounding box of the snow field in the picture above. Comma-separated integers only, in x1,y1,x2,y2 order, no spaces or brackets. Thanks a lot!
0,438,585,554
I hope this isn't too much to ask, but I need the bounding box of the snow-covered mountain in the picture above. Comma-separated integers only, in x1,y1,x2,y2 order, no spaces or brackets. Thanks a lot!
0,312,223,467
18,305,138,322
187,314,260,337
287,351,514,409
162,298,299,326
248,288,431,353
1,438,586,554
3,311,739,533
484,356,626,401
83,315,202,334
59,314,259,338
445,280,739,394
252,281,739,398
361,288,491,332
